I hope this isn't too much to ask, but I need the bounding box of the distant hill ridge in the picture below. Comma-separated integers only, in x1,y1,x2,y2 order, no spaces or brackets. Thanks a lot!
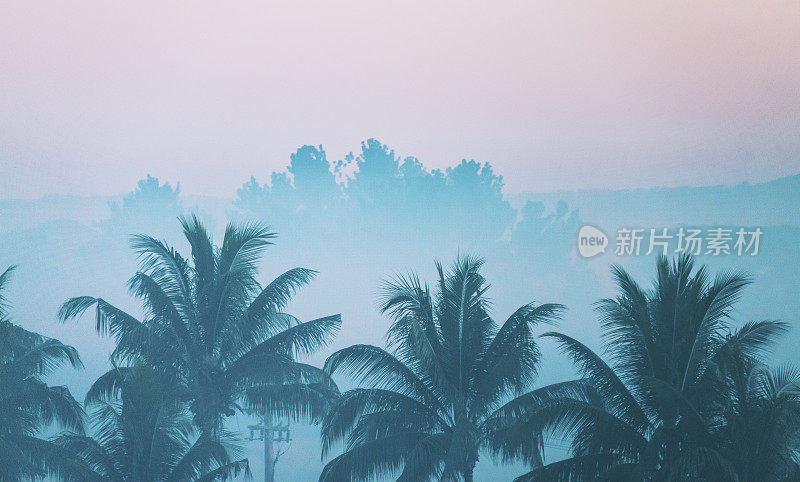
513,172,800,228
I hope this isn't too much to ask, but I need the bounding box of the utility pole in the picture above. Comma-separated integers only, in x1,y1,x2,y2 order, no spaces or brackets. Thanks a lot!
248,413,291,482
264,415,274,482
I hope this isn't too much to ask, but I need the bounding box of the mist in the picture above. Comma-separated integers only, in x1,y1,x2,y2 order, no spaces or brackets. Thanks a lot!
1,139,798,479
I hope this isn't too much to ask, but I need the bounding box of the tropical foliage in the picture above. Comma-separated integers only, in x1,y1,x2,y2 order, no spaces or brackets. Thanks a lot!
711,355,800,480
319,256,566,481
59,216,341,436
0,266,84,481
504,255,800,481
3,224,798,482
50,364,250,481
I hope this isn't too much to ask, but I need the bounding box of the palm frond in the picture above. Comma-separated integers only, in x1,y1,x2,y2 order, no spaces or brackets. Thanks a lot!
543,332,649,431
0,265,17,319
681,269,751,391
246,267,318,334
217,221,275,278
759,364,800,400
470,303,564,416
5,337,82,376
193,458,251,482
58,297,150,344
320,431,429,482
324,344,442,410
396,432,450,481
320,388,447,457
242,314,341,360
514,453,624,482
245,372,339,424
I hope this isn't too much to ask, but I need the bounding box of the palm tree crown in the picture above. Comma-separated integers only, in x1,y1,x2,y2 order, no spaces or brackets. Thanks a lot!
0,265,84,481
320,256,565,481
59,216,341,435
508,255,799,481
711,351,800,480
52,364,250,481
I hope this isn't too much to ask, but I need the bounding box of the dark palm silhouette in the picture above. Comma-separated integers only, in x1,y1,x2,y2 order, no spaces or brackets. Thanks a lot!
59,216,341,435
319,257,565,481
711,352,800,480
51,365,250,481
505,255,799,481
0,266,84,480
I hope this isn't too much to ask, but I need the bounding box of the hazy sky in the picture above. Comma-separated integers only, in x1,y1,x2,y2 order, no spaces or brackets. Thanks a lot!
1,0,798,199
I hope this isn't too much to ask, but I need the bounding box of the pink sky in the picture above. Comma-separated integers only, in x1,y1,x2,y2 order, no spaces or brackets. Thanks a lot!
1,0,798,198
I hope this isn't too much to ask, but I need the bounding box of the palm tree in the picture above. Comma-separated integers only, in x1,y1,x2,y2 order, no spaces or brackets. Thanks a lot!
319,256,566,481
710,352,800,480
505,255,799,480
51,364,250,481
59,216,341,435
0,265,85,480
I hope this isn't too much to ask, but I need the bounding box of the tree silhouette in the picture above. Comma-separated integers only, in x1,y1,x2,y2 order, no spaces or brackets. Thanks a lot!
504,255,800,481
60,216,340,436
51,365,250,481
320,256,566,481
0,266,84,480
